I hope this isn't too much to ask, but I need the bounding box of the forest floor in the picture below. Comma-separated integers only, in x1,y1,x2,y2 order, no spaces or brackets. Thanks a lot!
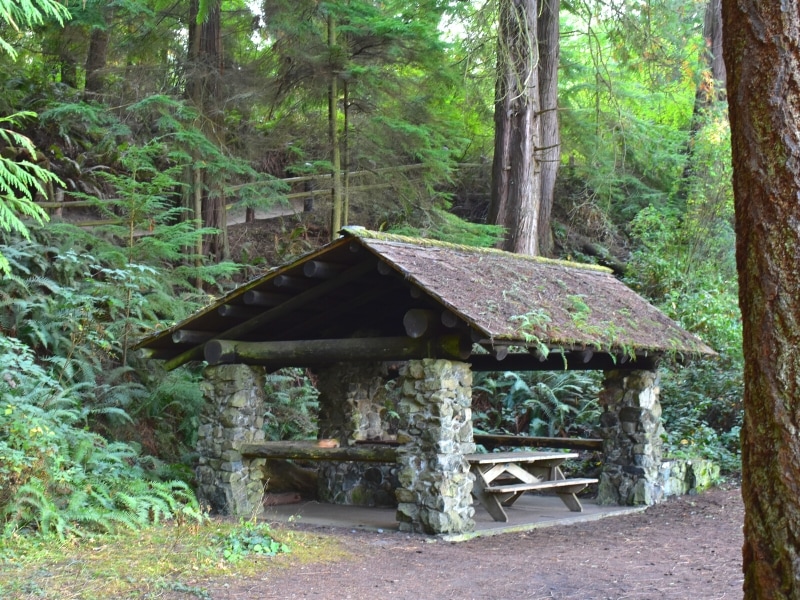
200,484,743,600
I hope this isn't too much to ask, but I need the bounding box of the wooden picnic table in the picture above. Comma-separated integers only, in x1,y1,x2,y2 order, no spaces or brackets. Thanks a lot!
465,451,598,522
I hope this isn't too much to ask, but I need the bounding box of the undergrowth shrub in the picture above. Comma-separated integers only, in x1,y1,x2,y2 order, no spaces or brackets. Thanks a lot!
262,368,320,441
472,370,601,438
0,336,202,539
625,111,742,475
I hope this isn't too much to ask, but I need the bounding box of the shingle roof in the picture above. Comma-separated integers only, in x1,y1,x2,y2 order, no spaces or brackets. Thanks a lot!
134,227,715,371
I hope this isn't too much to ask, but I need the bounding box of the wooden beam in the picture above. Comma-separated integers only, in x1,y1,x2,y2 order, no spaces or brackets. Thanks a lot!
172,329,215,344
376,261,394,276
204,335,472,366
441,310,460,329
240,441,398,462
218,304,261,319
303,260,345,279
474,434,603,451
273,274,312,291
243,290,289,307
137,347,175,360
469,351,657,372
163,260,376,370
403,309,438,338
278,284,401,340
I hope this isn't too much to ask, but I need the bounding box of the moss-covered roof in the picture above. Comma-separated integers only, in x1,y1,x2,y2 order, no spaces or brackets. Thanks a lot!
135,227,716,370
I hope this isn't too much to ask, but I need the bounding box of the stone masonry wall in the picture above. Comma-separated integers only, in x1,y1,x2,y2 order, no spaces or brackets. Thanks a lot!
597,369,665,505
395,359,476,535
196,364,267,516
315,362,400,507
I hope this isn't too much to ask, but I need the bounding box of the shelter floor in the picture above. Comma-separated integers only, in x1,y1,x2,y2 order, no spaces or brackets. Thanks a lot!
263,494,645,540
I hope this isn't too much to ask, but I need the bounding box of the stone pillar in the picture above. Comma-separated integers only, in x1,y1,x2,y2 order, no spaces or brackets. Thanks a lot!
597,369,665,505
196,364,267,516
395,359,476,535
315,362,401,507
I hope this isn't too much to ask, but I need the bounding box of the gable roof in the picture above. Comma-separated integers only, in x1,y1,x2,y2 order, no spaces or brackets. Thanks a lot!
135,227,715,371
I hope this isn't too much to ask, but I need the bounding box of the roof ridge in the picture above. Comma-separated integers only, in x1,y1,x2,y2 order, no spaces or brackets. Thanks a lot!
340,226,614,274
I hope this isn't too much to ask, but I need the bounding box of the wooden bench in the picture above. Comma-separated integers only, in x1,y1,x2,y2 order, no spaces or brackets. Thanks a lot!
465,451,598,522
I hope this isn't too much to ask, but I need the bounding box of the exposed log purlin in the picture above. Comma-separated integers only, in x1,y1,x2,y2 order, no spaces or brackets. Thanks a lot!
218,304,261,319
303,260,345,279
172,329,215,344
403,308,439,339
243,290,288,307
469,351,656,372
273,274,312,291
278,284,403,340
163,260,376,370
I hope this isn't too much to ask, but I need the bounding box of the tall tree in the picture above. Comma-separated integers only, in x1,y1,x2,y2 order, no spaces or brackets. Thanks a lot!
722,0,800,596
489,0,541,255
536,0,560,256
186,0,227,262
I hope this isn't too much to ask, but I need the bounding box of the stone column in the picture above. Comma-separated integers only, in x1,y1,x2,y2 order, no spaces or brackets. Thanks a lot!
315,362,400,507
597,369,665,505
196,364,267,516
395,359,476,534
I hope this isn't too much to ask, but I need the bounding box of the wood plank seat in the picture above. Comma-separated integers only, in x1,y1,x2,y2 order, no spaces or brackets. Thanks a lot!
484,477,598,495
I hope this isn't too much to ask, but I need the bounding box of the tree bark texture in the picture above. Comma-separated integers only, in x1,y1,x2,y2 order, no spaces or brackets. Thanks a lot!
722,1,800,597
704,0,726,97
85,24,110,95
186,0,228,262
489,0,541,256
536,0,560,256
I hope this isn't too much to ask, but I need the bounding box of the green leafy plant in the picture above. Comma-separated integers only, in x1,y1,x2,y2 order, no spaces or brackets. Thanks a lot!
262,368,320,441
472,370,601,438
0,335,203,539
215,520,290,563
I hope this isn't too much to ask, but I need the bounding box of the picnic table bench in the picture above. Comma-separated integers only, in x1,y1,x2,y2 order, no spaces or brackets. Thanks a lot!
465,451,598,522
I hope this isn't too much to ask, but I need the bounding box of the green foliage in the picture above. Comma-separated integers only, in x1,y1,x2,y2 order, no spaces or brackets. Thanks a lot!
472,370,601,438
262,368,320,441
215,520,291,563
508,310,551,359
659,357,742,474
0,0,70,59
388,206,504,248
0,335,203,539
624,103,740,473
0,112,62,274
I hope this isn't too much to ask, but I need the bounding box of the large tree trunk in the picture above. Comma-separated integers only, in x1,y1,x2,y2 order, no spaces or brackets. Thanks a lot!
328,13,343,238
722,1,800,597
186,0,228,263
702,0,725,97
489,0,541,256
85,24,110,95
536,0,560,257
678,0,725,201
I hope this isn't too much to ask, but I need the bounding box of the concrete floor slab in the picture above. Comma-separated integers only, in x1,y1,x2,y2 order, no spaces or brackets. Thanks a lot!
264,495,645,541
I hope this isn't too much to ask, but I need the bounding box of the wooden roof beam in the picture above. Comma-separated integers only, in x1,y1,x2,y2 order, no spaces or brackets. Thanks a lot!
469,351,657,372
163,259,377,371
204,335,472,367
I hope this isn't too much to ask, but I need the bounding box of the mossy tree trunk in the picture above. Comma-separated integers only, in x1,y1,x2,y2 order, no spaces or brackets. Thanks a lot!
536,0,559,257
186,0,228,263
489,0,541,256
722,1,800,596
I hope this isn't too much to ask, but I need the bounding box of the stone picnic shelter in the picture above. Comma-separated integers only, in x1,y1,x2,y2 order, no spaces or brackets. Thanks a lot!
135,227,716,535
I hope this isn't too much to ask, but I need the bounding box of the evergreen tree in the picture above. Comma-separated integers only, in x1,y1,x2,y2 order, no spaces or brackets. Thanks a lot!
723,0,800,595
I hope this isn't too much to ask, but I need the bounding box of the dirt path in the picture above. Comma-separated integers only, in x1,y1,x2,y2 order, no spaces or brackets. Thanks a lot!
201,485,743,600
